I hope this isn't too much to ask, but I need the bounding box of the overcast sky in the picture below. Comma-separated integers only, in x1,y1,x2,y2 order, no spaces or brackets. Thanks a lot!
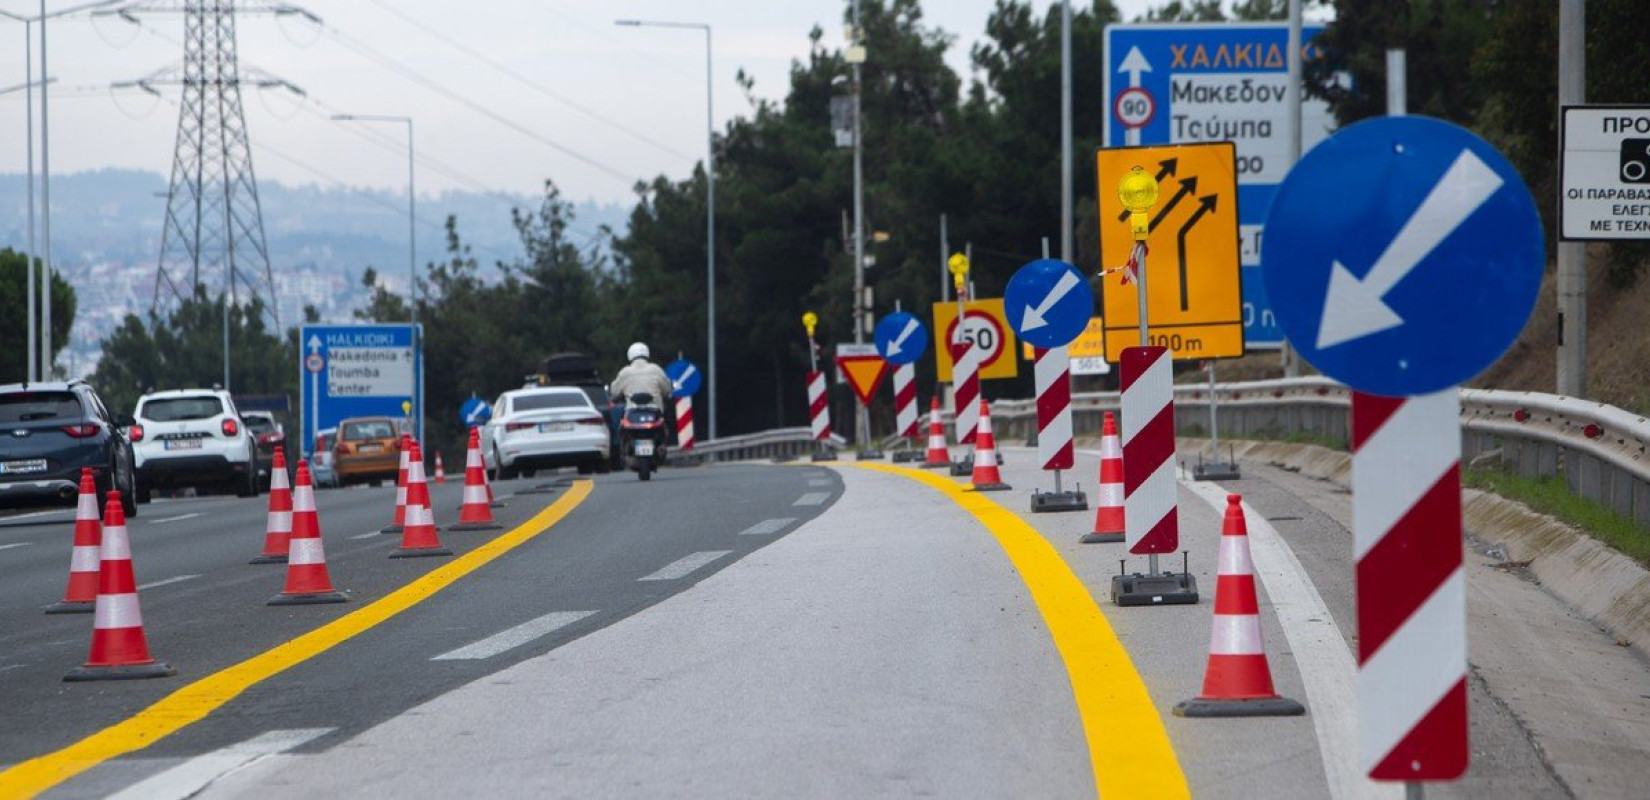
0,1,1165,207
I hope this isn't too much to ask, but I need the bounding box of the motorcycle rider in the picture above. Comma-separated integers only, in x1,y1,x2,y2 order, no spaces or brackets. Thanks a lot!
609,342,674,407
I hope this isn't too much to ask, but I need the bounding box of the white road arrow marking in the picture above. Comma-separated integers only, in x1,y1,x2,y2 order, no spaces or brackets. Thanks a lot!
1316,149,1504,350
883,317,921,357
1119,46,1152,146
1019,269,1083,332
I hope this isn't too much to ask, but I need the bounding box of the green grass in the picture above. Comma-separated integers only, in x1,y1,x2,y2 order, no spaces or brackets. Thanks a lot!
1464,468,1650,568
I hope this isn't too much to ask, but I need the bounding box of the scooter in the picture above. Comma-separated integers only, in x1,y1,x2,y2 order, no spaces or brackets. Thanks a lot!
618,392,668,481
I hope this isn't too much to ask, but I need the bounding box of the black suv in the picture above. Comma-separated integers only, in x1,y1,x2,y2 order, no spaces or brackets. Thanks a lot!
0,381,138,517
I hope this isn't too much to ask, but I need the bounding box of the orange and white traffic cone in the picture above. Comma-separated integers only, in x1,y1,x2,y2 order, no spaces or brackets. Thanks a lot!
45,468,102,614
269,460,348,605
1175,495,1304,717
451,429,501,531
1082,411,1126,544
968,400,1011,492
433,451,446,484
251,446,293,564
921,397,950,468
391,443,453,558
63,491,176,681
381,433,412,534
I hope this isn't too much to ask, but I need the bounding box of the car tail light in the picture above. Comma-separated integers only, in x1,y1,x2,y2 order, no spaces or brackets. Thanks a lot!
505,422,535,432
257,432,281,445
221,418,240,437
336,443,351,457
576,416,606,427
129,424,145,442
61,423,101,438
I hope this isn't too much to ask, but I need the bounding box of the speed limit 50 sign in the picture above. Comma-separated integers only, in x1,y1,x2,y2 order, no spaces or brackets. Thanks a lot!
931,299,1020,382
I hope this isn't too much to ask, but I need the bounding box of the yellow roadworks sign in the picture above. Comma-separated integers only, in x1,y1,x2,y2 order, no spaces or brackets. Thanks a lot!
931,299,1020,382
1097,142,1244,361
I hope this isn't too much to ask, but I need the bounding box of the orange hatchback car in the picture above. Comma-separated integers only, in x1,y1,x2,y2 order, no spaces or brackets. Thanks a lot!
333,416,402,486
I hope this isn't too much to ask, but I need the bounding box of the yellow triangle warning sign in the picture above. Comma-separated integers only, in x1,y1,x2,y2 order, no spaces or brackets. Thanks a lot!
836,355,889,406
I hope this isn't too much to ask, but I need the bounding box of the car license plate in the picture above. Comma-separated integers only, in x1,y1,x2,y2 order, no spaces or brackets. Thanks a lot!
0,459,47,475
164,439,202,451
539,422,573,433
634,440,654,456
359,443,383,454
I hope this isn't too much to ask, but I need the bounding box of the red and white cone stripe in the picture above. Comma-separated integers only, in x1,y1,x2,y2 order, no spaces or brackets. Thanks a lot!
923,398,949,465
1033,346,1074,470
807,370,831,441
1120,346,1178,554
951,341,980,445
892,363,917,439
675,395,695,450
1353,389,1468,780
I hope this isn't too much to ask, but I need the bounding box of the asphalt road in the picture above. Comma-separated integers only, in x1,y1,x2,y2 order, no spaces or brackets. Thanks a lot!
0,463,835,798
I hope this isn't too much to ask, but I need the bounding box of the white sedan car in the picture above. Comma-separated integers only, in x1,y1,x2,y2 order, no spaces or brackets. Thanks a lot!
481,386,611,479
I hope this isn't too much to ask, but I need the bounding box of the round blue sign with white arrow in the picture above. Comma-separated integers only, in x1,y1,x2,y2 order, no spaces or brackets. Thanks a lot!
1004,258,1094,348
665,358,701,399
460,397,492,428
874,312,927,366
1262,116,1544,397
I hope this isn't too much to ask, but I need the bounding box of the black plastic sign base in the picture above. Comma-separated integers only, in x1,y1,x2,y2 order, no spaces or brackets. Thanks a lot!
1112,571,1199,606
1192,461,1242,481
1031,490,1089,513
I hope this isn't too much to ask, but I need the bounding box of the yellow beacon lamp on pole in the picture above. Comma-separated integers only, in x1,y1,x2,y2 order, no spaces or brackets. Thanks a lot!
802,311,819,371
1117,165,1160,344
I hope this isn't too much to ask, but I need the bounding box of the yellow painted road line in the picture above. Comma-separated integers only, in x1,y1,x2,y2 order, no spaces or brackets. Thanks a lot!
855,463,1190,800
0,480,594,799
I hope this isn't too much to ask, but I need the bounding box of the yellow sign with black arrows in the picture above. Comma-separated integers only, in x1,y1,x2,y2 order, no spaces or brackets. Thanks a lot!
1096,142,1243,361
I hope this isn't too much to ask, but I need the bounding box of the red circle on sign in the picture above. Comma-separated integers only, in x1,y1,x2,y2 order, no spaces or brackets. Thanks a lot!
1114,87,1155,130
305,353,324,374
944,311,1006,369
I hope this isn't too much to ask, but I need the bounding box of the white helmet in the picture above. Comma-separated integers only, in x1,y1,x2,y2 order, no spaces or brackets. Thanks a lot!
626,342,650,362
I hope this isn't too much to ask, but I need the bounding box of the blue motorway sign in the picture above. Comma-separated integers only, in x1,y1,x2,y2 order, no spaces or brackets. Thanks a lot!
873,312,927,366
666,358,701,399
1005,258,1093,348
299,324,423,459
1105,22,1329,348
1261,116,1544,396
460,397,492,429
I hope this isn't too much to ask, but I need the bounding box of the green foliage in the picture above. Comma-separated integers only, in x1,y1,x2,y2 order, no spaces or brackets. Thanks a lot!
1464,467,1650,567
0,248,76,383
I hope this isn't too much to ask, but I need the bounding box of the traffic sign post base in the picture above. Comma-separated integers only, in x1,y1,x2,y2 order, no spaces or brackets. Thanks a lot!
891,448,922,463
948,459,971,476
1030,489,1088,513
1111,568,1198,607
855,449,884,461
1191,459,1241,481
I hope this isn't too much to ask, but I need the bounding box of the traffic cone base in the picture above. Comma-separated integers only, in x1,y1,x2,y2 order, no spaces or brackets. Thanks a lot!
249,552,288,565
64,661,178,682
44,600,95,614
1175,494,1302,718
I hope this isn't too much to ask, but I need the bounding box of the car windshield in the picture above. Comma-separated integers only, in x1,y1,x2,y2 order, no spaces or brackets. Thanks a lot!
0,391,82,423
514,393,588,412
342,420,396,440
245,416,277,435
142,396,223,422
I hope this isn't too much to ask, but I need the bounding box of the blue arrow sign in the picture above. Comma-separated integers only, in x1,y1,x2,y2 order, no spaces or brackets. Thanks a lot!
665,358,701,399
874,312,927,366
1004,259,1093,348
1261,116,1544,396
460,397,492,428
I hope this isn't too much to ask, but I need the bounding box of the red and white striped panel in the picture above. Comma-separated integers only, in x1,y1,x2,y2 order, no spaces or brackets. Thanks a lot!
807,370,831,441
1120,346,1177,554
1033,346,1074,470
1353,390,1468,780
892,364,918,439
675,396,695,450
951,341,980,445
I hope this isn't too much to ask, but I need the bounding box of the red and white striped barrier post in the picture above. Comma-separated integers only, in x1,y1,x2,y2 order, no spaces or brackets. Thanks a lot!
1030,345,1086,512
1353,390,1468,782
802,311,833,460
890,363,918,461
675,395,695,451
1113,345,1197,605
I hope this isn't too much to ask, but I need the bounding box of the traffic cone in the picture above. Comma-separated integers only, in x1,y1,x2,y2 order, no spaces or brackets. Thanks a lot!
922,397,950,468
63,492,176,681
450,429,501,531
251,446,293,564
433,451,446,484
967,400,1011,492
1174,495,1304,718
391,443,453,558
382,433,413,534
1082,411,1126,544
269,460,348,605
45,468,101,614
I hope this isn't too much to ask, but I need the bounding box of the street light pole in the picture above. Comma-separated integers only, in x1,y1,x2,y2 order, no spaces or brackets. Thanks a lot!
1060,0,1072,264
849,0,869,450
39,0,53,379
615,19,716,440
330,113,419,441
23,18,37,383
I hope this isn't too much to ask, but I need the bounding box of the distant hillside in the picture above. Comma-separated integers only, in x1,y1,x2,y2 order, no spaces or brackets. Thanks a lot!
0,169,631,377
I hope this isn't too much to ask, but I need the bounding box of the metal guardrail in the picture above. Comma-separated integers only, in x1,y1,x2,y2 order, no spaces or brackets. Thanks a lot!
670,427,844,465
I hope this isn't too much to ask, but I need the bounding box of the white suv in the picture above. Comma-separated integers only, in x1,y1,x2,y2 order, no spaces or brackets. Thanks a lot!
131,389,259,501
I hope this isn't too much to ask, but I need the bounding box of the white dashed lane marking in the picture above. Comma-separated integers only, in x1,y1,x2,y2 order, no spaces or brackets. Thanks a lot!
639,550,731,582
431,611,598,661
793,492,830,506
106,728,334,800
738,518,796,536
